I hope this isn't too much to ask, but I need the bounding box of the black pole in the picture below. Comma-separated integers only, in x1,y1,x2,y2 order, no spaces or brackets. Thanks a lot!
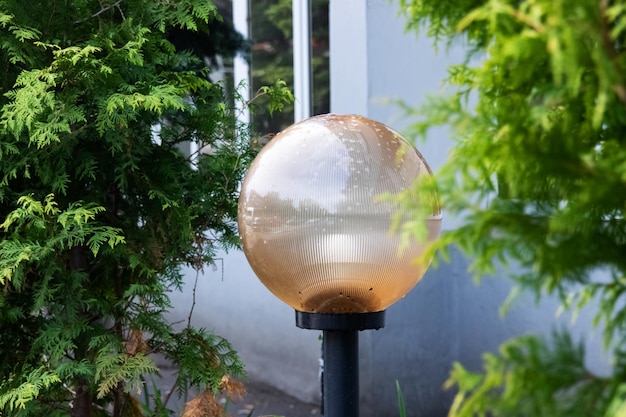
295,311,386,417
323,329,359,417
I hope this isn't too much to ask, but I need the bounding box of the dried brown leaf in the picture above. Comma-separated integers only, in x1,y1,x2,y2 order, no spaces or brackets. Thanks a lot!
121,393,145,417
125,328,148,356
219,375,245,401
182,389,224,417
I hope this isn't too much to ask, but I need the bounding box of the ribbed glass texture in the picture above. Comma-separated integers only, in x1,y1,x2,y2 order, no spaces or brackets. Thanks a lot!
238,114,442,313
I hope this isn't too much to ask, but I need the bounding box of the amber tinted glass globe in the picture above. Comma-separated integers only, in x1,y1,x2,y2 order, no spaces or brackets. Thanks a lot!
238,114,441,313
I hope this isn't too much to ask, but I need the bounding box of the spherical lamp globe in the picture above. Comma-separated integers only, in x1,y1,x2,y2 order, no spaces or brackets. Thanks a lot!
238,114,441,314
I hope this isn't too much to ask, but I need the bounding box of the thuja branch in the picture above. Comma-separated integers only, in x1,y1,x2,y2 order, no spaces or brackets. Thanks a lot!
599,0,626,107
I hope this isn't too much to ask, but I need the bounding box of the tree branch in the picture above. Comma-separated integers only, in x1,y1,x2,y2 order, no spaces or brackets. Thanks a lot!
74,0,124,24
187,268,200,328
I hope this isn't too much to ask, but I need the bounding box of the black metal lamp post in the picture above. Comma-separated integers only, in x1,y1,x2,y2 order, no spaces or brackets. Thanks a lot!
237,114,441,417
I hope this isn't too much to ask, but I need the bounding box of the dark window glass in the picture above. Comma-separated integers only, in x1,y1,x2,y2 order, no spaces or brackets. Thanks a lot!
249,0,329,136
311,0,329,117
250,0,294,135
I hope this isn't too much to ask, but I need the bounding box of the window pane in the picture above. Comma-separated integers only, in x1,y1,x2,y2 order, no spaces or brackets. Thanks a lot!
311,0,329,117
250,0,294,135
249,0,329,136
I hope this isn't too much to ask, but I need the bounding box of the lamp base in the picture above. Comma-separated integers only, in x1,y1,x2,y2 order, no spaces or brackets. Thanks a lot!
295,310,385,417
295,310,385,331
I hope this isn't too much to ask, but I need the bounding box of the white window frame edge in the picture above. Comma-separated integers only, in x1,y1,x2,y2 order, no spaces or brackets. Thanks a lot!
293,0,312,122
234,0,251,125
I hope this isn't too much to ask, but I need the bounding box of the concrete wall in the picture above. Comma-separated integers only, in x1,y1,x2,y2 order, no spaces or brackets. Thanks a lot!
168,1,609,416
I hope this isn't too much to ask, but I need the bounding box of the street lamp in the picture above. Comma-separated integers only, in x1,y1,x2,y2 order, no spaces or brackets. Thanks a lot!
238,114,441,417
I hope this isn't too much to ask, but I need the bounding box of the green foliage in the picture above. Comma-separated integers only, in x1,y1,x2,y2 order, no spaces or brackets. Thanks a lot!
0,1,293,416
252,79,296,116
165,327,245,399
446,331,625,417
398,0,626,415
0,368,61,410
396,380,407,417
95,353,158,400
